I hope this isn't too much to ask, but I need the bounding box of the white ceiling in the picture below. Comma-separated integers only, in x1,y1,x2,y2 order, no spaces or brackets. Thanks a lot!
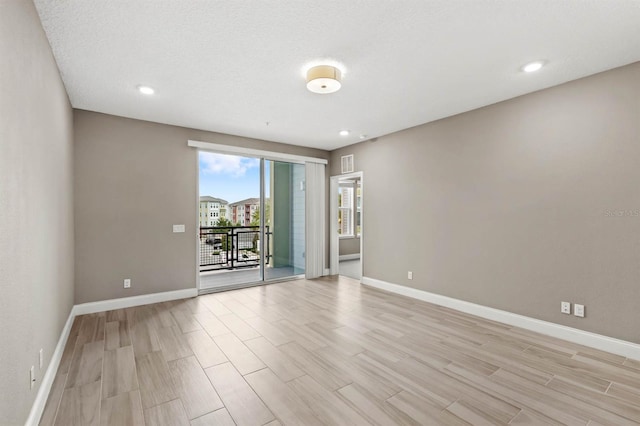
34,0,640,151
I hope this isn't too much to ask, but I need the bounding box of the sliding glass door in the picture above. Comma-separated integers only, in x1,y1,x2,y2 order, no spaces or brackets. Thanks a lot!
198,152,304,291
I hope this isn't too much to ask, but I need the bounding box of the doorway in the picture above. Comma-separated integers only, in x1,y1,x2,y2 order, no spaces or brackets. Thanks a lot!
198,151,305,292
330,172,363,280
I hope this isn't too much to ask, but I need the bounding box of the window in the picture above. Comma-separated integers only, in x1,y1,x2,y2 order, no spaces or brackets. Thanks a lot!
338,185,354,236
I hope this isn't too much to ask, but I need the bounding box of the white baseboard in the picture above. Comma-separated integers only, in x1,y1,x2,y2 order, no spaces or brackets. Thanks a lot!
73,288,198,316
26,287,197,425
339,254,360,261
361,276,640,361
323,268,330,276
25,308,75,426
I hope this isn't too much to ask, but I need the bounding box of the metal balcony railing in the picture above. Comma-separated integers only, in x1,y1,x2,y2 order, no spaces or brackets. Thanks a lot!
199,226,271,272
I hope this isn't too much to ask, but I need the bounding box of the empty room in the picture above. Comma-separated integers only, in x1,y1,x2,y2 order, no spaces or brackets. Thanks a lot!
2,0,640,425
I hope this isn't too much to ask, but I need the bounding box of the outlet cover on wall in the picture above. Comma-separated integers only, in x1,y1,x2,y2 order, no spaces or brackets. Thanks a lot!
407,271,413,280
561,301,571,314
124,279,131,289
574,304,585,317
172,224,185,233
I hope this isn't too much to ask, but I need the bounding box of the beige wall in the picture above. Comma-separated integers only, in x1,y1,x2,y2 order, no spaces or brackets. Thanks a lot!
339,237,361,256
0,1,75,424
330,62,640,344
74,110,329,304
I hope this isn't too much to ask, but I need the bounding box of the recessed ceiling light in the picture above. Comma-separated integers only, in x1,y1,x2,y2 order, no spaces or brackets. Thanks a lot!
137,85,155,95
522,61,545,73
339,130,350,136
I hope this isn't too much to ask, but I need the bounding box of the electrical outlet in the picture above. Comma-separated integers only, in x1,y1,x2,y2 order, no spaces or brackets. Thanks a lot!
39,349,43,369
30,366,35,389
574,304,585,318
561,301,571,314
407,271,413,280
124,279,131,289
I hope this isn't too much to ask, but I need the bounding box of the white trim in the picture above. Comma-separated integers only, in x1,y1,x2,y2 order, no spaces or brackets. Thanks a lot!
195,151,202,291
361,276,640,361
323,268,330,276
339,254,360,261
330,172,363,277
25,309,76,426
329,177,339,275
188,140,328,165
73,288,198,316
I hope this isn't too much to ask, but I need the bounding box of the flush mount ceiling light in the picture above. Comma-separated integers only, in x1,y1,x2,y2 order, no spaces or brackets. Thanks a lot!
137,85,155,95
522,61,545,73
306,65,342,94
339,130,350,136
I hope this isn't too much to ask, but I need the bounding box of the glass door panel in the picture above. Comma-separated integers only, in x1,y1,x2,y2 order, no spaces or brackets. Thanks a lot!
199,151,262,290
264,160,306,280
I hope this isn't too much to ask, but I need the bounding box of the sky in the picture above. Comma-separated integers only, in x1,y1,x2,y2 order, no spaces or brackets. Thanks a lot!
199,152,270,203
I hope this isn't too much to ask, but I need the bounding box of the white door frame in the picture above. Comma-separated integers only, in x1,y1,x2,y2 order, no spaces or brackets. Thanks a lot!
330,171,363,278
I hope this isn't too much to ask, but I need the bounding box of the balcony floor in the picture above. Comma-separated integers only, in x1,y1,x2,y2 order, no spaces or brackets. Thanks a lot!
200,266,299,291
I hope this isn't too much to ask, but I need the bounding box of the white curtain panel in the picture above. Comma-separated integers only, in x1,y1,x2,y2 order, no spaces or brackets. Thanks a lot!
305,162,326,279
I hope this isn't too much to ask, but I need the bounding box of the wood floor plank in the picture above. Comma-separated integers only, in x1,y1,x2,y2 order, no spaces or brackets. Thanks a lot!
243,316,292,346
279,342,350,391
39,373,67,426
217,313,261,341
288,374,370,425
136,350,176,409
244,367,322,426
336,383,406,426
105,320,131,350
199,294,232,316
171,309,204,334
212,333,265,375
102,345,138,399
130,317,161,357
244,336,305,382
190,408,236,426
314,346,402,401
144,399,190,426
75,314,106,347
204,363,274,426
386,390,469,426
65,341,104,389
168,356,224,420
99,390,144,426
156,325,194,361
54,381,101,426
184,329,227,368
193,311,231,337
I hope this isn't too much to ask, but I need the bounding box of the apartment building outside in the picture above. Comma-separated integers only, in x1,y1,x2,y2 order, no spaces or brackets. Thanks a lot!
199,196,229,227
230,198,260,226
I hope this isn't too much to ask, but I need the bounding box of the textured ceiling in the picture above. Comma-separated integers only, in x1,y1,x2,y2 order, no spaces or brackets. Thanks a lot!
34,0,640,150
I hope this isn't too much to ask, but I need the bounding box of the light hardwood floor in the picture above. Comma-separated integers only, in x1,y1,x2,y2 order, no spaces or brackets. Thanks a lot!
40,276,640,425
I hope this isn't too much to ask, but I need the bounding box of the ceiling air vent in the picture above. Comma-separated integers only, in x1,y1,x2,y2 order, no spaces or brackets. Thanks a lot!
341,154,354,174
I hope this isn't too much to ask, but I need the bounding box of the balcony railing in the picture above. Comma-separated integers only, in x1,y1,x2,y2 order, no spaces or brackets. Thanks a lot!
199,226,271,272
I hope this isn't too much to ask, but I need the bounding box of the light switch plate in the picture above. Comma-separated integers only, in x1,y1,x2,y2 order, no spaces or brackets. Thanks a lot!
574,304,585,317
173,224,185,233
